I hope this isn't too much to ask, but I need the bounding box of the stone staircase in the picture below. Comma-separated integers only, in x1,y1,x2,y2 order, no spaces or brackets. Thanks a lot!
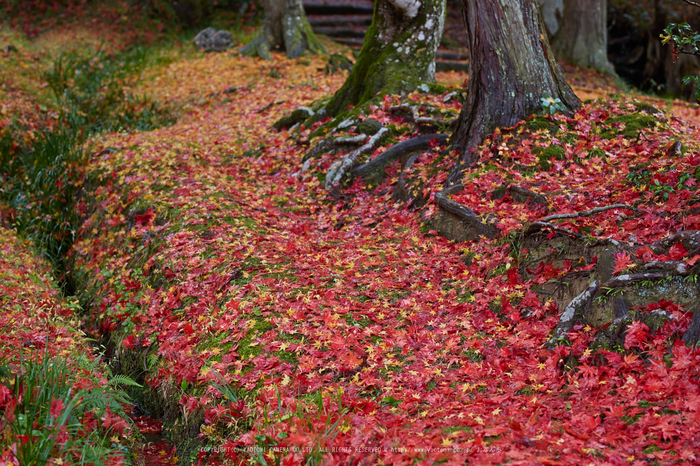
303,0,469,72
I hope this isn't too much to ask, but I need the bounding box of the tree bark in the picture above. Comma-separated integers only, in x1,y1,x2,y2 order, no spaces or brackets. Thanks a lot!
240,0,325,60
324,0,446,118
449,0,580,176
550,0,613,72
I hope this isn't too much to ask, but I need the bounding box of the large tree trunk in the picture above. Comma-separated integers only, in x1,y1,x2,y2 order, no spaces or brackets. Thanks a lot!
537,0,564,37
240,0,325,60
450,0,580,175
324,0,446,118
550,0,613,72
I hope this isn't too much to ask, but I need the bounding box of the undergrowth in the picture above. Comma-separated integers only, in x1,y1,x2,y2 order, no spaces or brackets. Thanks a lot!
0,351,138,465
0,45,176,278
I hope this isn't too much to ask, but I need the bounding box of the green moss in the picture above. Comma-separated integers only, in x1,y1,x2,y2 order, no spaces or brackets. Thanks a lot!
441,425,472,435
236,315,274,360
610,112,658,138
324,53,354,75
356,118,383,135
633,102,662,114
385,123,412,136
559,132,578,145
417,82,447,95
526,116,559,133
462,348,484,362
537,145,566,170
274,350,298,365
588,147,606,159
643,444,663,454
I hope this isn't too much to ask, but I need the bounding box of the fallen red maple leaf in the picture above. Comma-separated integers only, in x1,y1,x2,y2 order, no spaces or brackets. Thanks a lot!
612,251,633,274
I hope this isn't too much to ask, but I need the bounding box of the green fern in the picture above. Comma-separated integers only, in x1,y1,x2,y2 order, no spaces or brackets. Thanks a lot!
109,374,143,388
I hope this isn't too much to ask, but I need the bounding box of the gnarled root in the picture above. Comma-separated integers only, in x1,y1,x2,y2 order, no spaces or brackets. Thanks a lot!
547,280,600,348
325,128,390,189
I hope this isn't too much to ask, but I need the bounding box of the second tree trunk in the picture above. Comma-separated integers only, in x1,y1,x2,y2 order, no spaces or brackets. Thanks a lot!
550,0,613,72
450,0,580,173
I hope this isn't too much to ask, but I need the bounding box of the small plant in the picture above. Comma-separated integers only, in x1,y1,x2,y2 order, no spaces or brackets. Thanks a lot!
661,3,700,101
540,96,567,115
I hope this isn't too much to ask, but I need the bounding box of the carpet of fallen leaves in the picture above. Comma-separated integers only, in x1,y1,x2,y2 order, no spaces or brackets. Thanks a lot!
61,46,700,466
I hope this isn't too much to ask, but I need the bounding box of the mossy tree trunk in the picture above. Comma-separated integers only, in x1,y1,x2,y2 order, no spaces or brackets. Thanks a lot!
240,0,325,60
450,0,580,175
324,0,446,118
550,0,613,72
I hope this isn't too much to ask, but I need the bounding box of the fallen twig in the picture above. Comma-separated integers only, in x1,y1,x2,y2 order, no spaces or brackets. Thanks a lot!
257,100,286,113
540,204,641,222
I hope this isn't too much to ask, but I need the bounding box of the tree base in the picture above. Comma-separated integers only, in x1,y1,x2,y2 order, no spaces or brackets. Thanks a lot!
239,0,325,60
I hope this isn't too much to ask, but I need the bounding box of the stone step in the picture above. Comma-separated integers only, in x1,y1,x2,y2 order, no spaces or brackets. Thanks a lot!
307,14,373,27
312,25,367,39
436,60,469,72
303,0,374,15
332,36,365,48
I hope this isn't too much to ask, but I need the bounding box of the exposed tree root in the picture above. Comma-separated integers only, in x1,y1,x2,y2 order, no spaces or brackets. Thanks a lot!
325,128,390,189
546,228,700,348
434,184,498,239
495,185,549,209
389,104,457,129
547,280,600,348
682,304,700,347
273,107,315,131
652,230,700,253
352,133,449,182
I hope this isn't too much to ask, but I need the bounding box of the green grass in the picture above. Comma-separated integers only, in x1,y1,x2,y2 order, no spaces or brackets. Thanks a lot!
0,352,137,465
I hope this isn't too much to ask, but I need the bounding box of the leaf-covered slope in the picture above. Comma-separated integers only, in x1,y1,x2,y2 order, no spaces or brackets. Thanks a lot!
0,227,133,465
69,51,700,465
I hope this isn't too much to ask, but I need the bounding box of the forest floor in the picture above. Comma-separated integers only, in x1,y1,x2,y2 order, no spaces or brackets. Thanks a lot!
2,14,700,466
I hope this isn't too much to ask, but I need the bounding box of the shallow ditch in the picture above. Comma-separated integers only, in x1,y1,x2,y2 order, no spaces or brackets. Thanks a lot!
0,44,184,464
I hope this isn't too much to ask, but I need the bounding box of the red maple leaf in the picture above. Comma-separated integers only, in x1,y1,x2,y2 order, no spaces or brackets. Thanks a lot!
667,242,688,260
624,321,650,350
134,208,155,227
686,254,700,266
101,410,129,435
612,251,633,274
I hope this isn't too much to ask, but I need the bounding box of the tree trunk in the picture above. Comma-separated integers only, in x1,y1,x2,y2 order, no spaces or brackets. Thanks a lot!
324,0,446,118
537,0,564,37
550,0,613,72
240,0,325,60
450,0,580,174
